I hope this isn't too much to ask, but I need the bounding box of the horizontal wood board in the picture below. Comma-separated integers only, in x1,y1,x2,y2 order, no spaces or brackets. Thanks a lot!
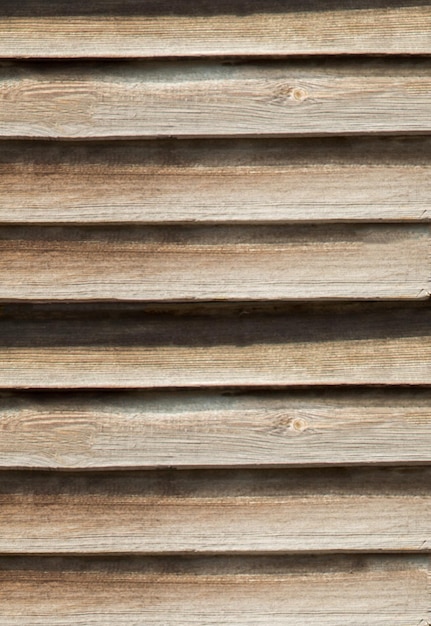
2,61,431,138
2,138,431,223
0,225,428,301
0,2,430,57
1,389,431,468
1,304,431,388
0,556,428,625
0,468,430,553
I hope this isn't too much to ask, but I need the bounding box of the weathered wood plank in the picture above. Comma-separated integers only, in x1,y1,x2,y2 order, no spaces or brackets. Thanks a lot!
2,61,431,138
2,138,431,223
0,225,428,301
1,390,431,468
0,556,428,625
0,2,430,58
0,303,431,388
0,468,430,553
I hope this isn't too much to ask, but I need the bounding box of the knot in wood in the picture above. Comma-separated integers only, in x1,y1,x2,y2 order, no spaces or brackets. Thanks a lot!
273,84,308,104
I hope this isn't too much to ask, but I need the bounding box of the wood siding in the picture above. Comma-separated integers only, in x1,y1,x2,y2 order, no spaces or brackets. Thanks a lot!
1,1,430,57
1,2,431,624
2,61,431,139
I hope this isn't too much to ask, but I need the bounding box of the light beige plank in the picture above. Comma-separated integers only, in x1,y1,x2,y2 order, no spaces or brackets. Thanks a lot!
0,225,428,301
0,468,430,553
2,61,431,138
2,138,431,223
1,303,431,388
0,556,428,625
1,390,431,468
0,4,430,58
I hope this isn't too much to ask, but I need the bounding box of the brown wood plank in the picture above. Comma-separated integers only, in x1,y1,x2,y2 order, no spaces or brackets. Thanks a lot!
0,468,430,553
2,61,431,139
0,556,428,625
0,225,428,301
0,303,431,388
2,138,431,224
1,389,431,468
0,2,430,58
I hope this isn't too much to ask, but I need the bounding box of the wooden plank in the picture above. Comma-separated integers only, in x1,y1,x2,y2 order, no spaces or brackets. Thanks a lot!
0,468,430,553
1,303,431,388
0,2,430,58
2,389,431,468
2,61,431,139
0,556,428,625
0,225,428,301
2,138,431,224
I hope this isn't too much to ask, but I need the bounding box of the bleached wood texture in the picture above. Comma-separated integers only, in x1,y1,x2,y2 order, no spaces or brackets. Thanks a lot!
2,138,431,223
1,303,431,388
2,61,431,139
1,390,431,468
0,556,428,625
2,1,431,621
0,225,428,301
0,468,430,553
0,2,430,58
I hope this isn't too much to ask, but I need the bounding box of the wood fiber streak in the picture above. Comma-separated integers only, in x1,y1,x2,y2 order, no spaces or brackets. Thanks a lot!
0,556,428,626
0,468,430,553
0,225,428,301
1,390,431,468
1,304,431,388
2,61,431,138
2,138,431,223
0,3,430,57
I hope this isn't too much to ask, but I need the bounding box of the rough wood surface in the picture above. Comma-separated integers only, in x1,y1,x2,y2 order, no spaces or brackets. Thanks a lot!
2,138,431,223
0,556,428,625
0,225,428,301
0,2,430,58
1,390,431,468
2,61,431,138
2,2,431,619
1,303,431,388
0,468,430,553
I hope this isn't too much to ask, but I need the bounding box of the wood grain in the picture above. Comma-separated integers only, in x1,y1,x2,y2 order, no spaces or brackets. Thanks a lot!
1,303,431,388
0,3,430,58
1,389,431,468
2,138,431,223
0,556,428,625
2,61,431,138
0,225,428,301
1,2,431,619
0,468,430,553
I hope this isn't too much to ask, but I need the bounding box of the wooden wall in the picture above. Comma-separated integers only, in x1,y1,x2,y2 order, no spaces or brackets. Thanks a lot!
0,2,431,623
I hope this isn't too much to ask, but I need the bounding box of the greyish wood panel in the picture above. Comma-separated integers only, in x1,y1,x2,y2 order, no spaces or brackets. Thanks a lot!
0,556,428,625
2,61,431,138
1,390,431,468
1,138,431,223
0,2,430,57
0,225,428,301
1,303,431,388
0,468,430,553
